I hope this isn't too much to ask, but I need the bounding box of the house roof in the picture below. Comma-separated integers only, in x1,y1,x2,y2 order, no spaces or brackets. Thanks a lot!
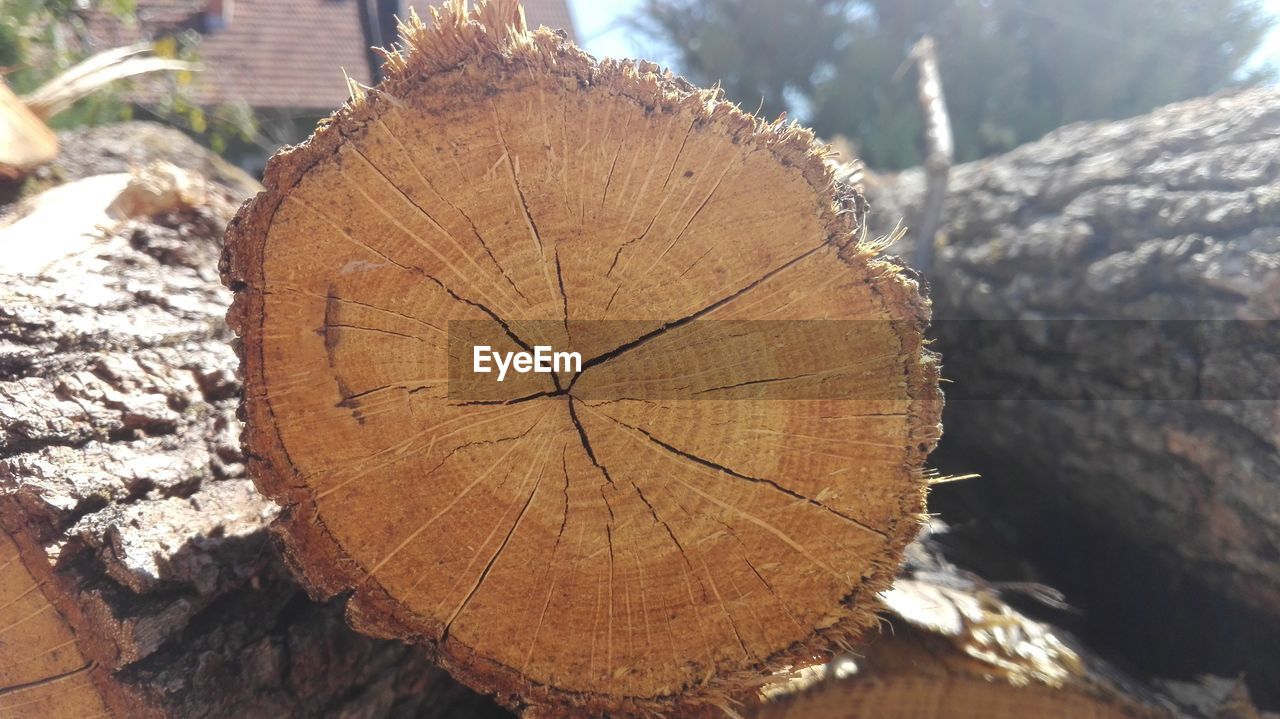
194,0,377,111
91,0,577,113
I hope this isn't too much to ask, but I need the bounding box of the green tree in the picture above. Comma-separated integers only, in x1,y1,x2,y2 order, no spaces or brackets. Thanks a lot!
0,0,254,152
1,0,141,126
633,0,1275,168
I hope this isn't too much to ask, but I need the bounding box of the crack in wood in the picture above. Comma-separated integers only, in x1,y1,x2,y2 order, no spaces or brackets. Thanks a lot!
576,240,830,377
292,194,537,353
0,662,93,698
592,408,889,541
345,146,526,315
567,398,612,486
372,117,532,307
491,104,564,322
441,433,552,639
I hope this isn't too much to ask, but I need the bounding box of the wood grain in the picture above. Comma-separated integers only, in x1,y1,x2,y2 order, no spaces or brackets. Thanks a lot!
224,1,941,714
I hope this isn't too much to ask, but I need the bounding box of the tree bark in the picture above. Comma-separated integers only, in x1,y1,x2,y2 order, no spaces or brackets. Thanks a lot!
223,2,941,715
0,164,503,718
864,88,1280,699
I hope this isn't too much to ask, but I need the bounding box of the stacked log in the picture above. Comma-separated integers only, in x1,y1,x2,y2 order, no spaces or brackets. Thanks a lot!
866,87,1280,701
2,0,1276,715
0,163,500,717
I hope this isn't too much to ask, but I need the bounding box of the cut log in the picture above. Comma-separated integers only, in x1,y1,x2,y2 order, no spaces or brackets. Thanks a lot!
222,1,941,714
43,121,264,199
865,88,1280,700
753,627,1166,719
749,525,1271,719
0,162,502,717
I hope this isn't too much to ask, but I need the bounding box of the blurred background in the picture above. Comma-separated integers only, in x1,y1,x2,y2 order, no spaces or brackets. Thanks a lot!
576,0,1279,168
4,0,1276,172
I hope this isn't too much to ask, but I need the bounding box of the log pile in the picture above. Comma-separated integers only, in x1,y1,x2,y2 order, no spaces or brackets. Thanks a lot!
751,524,1269,719
866,87,1280,700
222,2,940,714
0,162,500,717
2,0,1277,716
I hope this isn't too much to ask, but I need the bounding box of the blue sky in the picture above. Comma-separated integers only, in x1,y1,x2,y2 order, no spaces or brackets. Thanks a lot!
566,0,1280,78
566,0,663,64
1252,0,1280,75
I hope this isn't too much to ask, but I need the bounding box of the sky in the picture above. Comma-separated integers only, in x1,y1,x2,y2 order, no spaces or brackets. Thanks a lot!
566,0,662,65
1253,0,1280,75
566,0,1280,78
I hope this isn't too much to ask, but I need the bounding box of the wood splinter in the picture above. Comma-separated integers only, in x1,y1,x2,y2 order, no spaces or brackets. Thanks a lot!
223,0,942,714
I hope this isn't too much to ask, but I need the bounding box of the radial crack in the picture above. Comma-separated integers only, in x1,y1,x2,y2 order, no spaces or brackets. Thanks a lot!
324,321,427,343
452,388,563,406
567,398,613,485
0,662,93,698
491,104,563,329
347,145,526,313
275,287,446,334
442,457,547,639
691,372,818,396
599,412,888,540
576,240,830,376
555,247,572,345
630,481,704,593
372,118,532,306
293,195,537,352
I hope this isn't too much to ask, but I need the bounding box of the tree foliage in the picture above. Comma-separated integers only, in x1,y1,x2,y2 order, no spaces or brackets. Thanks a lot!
1,0,138,128
0,0,254,153
633,0,1275,168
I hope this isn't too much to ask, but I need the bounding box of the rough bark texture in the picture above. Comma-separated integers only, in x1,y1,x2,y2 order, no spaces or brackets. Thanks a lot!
37,122,262,197
866,88,1280,702
0,159,503,718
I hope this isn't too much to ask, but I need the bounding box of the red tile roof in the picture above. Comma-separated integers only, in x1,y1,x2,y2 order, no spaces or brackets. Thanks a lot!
92,0,577,113
194,0,376,111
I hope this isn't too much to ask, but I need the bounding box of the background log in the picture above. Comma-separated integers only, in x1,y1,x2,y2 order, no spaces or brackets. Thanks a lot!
749,523,1272,719
865,87,1280,706
0,158,502,718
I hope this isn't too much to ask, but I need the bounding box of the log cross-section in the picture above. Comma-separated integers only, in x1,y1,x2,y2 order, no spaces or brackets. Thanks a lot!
0,530,109,718
223,1,942,714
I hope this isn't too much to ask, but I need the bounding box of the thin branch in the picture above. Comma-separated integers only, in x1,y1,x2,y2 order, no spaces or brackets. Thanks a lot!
904,36,953,275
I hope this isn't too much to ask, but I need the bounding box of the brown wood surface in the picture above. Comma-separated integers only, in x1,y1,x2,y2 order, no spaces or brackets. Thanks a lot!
0,81,57,179
0,530,110,719
0,160,503,718
224,1,941,714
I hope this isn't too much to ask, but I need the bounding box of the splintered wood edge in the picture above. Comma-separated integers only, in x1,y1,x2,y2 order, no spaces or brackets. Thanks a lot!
752,625,1169,719
755,574,1177,718
221,0,942,713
